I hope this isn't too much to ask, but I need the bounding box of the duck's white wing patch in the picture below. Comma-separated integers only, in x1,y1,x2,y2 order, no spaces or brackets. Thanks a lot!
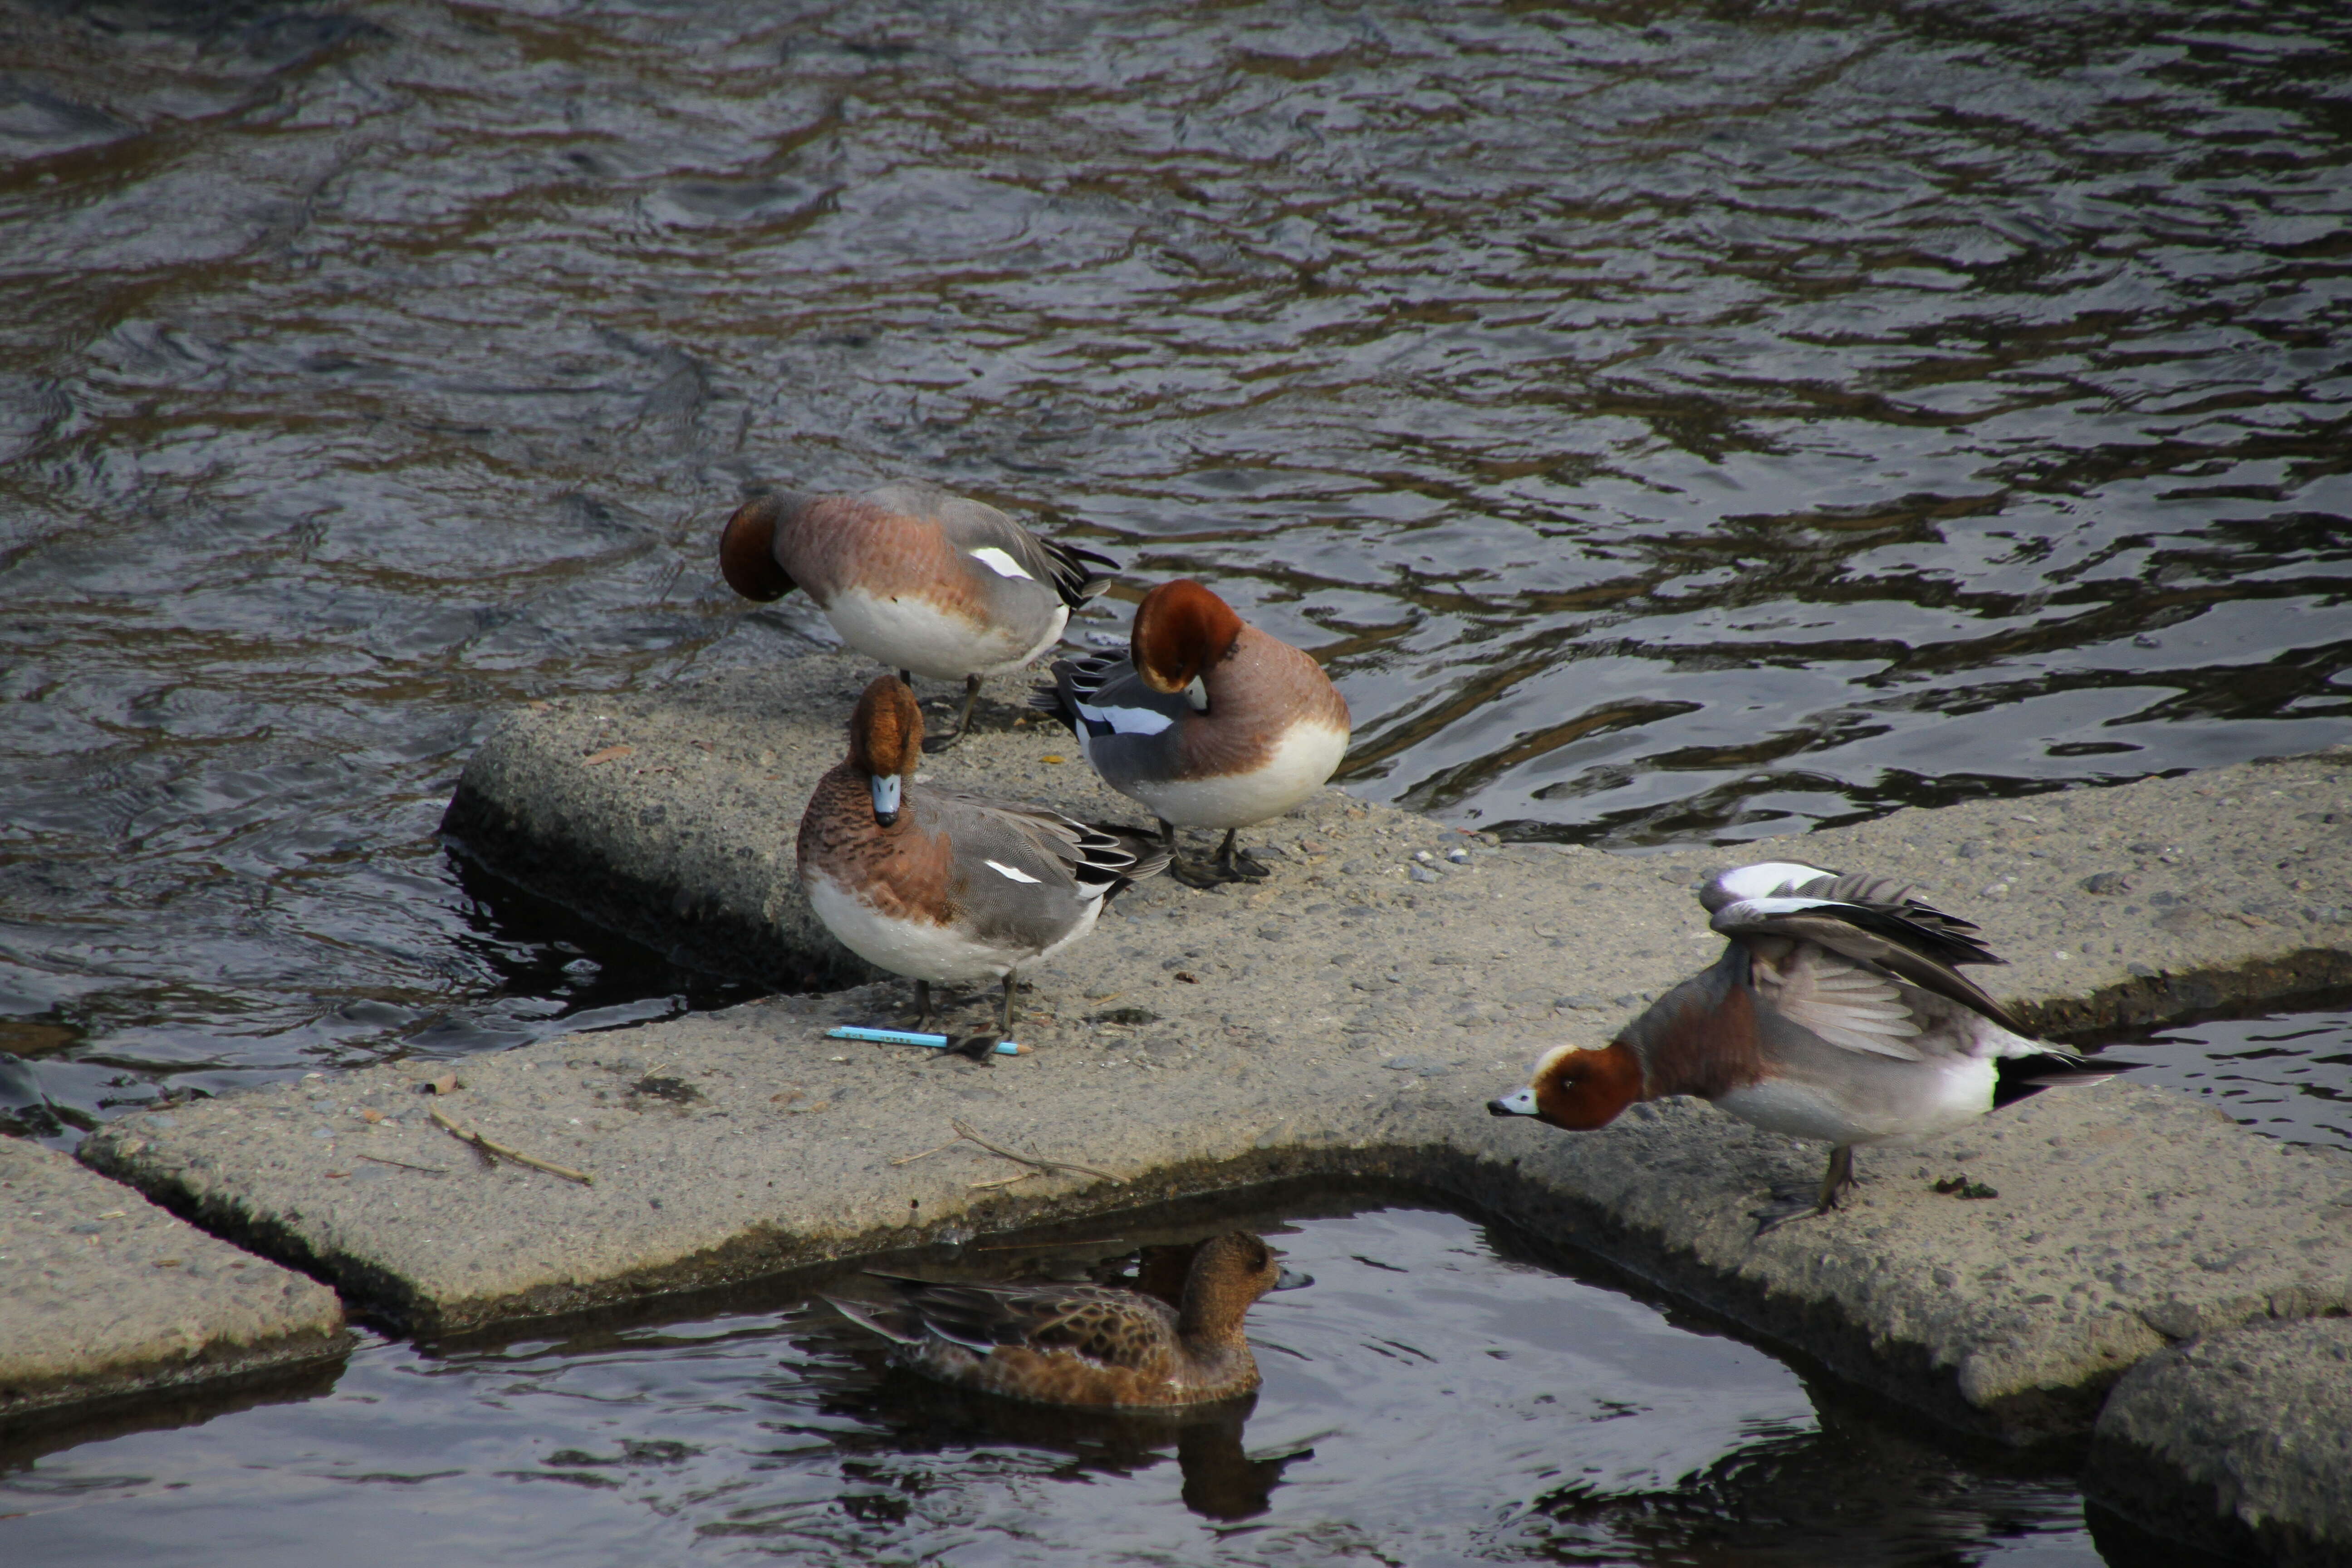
1711,862,1835,902
985,859,1043,885
967,547,1035,581
1761,950,1925,1060
1073,698,1174,736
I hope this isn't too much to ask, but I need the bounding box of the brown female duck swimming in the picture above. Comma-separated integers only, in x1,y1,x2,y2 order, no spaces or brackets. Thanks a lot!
826,1231,1310,1408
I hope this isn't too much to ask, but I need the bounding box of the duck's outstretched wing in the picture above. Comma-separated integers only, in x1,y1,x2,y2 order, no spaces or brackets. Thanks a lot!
859,1275,1176,1372
1711,888,2026,1034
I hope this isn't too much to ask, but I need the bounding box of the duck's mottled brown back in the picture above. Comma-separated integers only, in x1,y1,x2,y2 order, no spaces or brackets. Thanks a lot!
826,1230,1294,1409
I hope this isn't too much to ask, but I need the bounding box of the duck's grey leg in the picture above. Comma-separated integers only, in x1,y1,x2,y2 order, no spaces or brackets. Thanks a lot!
1815,1145,1857,1212
907,979,933,1032
922,674,983,752
1216,828,1271,881
998,972,1019,1033
1164,818,1220,888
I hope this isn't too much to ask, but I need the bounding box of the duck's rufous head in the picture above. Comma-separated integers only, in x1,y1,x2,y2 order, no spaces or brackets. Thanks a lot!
847,676,923,824
1131,579,1245,703
718,495,796,602
1487,1039,1644,1131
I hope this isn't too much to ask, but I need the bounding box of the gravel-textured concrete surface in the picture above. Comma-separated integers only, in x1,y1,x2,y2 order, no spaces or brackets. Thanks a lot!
2087,1316,2352,1566
66,661,2352,1457
0,1137,348,1427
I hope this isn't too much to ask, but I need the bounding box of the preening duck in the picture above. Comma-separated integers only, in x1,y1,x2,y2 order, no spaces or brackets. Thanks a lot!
1034,579,1350,887
798,676,1167,1036
825,1231,1310,1408
721,480,1117,749
1488,861,2115,1220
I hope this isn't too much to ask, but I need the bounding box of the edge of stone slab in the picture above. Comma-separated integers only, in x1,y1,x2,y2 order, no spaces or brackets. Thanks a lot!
78,1100,2228,1448
2083,1316,2352,1568
0,1325,352,1435
2019,946,2352,1039
0,1137,352,1430
74,1128,1435,1337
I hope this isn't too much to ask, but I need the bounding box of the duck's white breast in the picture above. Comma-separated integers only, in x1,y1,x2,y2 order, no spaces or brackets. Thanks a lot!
1127,719,1348,829
804,872,1024,983
823,588,1064,680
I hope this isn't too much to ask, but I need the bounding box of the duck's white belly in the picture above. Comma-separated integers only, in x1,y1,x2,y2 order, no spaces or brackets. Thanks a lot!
1712,1054,1995,1147
1125,720,1348,829
822,588,1064,680
804,871,1020,983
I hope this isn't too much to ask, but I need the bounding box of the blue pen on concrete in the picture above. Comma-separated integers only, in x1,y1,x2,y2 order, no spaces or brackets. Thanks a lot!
826,1025,1026,1057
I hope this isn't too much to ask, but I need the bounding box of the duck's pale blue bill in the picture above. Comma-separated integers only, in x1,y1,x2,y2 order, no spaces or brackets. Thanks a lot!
1272,1266,1313,1290
869,773,903,821
1487,1086,1538,1117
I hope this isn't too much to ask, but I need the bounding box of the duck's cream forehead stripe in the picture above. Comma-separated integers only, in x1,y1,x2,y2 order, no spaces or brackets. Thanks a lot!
1717,861,1832,900
1533,1040,1584,1074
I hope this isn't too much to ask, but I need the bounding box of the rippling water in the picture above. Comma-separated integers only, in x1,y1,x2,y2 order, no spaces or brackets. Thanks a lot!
3,1,2350,1122
0,1200,2102,1566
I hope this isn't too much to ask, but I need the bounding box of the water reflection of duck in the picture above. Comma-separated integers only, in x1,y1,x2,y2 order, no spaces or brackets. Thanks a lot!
719,480,1117,750
836,1371,1311,1522
1490,862,2115,1222
825,1231,1310,1408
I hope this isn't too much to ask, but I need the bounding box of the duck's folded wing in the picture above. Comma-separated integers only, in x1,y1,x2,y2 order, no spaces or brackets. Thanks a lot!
929,792,1171,892
929,495,1114,610
868,1277,1173,1369
1714,894,2026,1033
1032,654,1187,740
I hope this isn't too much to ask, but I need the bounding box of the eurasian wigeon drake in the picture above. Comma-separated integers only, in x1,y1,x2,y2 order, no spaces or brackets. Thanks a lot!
799,675,1167,1036
721,480,1117,749
1034,579,1351,887
825,1231,1310,1408
1488,861,2115,1222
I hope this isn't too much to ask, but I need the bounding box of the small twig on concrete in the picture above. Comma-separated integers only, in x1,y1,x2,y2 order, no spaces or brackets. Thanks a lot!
970,1171,1042,1191
949,1118,1122,1184
357,1153,447,1175
888,1140,961,1167
427,1105,593,1185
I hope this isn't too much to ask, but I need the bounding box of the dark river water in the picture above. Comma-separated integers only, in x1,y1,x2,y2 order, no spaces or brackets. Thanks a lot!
6,1,2352,1554
4,0,2352,1127
0,1197,2122,1567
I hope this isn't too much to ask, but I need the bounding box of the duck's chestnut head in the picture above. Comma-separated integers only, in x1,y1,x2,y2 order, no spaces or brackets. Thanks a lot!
1486,1039,1644,1131
718,494,797,602
847,675,923,823
1131,579,1245,706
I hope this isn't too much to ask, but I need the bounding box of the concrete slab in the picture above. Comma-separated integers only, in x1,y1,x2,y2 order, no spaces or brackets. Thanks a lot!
69,662,2352,1453
437,661,2352,1031
0,1137,348,1428
2087,1316,2352,1566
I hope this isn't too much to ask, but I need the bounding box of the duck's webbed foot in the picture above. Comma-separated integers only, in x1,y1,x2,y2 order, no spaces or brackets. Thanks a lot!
1170,854,1240,888
1751,1147,1857,1235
